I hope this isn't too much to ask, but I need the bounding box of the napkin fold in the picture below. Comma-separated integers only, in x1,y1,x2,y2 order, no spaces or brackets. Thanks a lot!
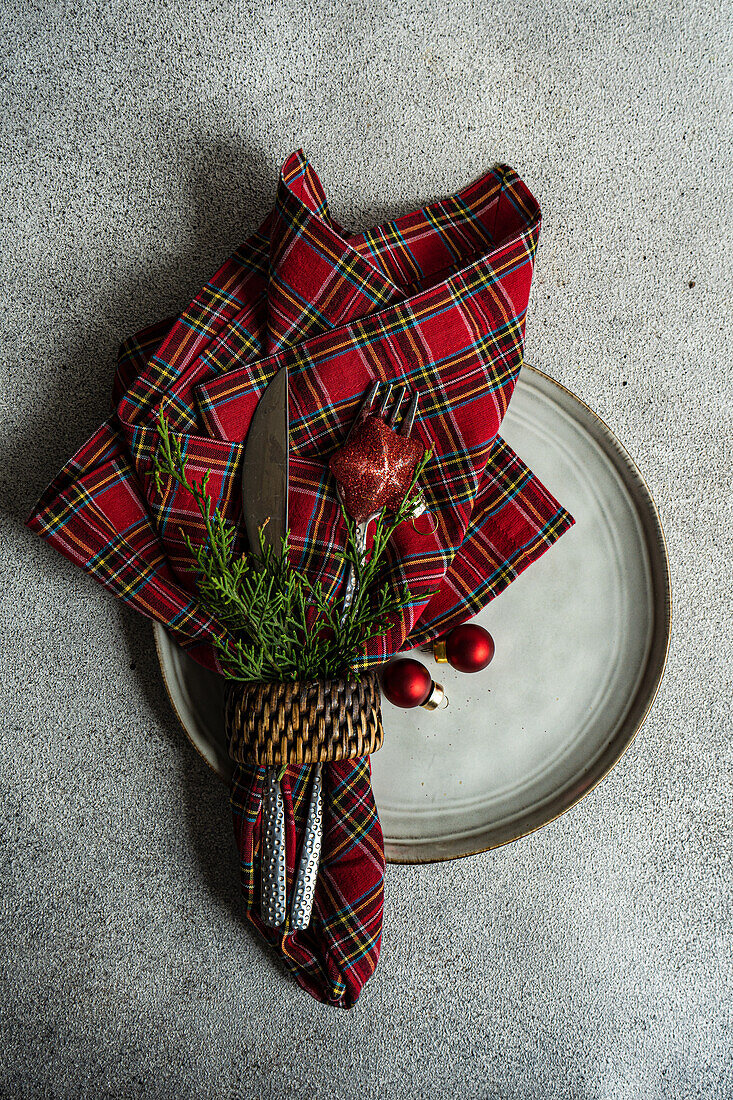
28,150,573,1008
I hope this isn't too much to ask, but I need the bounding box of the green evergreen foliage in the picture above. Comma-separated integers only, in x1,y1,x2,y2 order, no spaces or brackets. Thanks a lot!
153,410,431,682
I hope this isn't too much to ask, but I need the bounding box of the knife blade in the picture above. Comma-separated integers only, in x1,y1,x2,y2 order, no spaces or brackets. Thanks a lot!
240,366,289,928
241,364,289,554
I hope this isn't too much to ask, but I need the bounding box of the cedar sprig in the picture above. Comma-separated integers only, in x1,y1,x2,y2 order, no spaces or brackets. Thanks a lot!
153,408,432,682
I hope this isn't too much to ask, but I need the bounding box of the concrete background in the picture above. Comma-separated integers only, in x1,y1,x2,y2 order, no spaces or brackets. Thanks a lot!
1,1,731,1097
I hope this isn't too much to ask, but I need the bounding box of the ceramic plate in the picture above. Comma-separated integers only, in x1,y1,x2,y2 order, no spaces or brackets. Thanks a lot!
153,366,671,862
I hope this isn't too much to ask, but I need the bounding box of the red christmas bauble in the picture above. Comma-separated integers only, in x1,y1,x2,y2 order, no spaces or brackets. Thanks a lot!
442,623,495,673
382,658,433,708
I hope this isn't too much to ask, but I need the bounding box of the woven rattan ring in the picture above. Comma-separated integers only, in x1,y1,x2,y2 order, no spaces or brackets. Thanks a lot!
225,672,384,766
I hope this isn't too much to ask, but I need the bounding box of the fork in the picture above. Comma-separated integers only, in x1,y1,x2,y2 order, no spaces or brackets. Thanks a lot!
289,381,422,931
338,382,421,613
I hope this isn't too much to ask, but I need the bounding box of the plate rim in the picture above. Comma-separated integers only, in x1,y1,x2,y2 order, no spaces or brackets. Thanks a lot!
152,363,672,864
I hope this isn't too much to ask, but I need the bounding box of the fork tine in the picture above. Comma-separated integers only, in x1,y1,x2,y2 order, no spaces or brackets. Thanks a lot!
346,381,379,442
399,392,419,436
388,385,407,427
374,383,393,418
359,380,379,418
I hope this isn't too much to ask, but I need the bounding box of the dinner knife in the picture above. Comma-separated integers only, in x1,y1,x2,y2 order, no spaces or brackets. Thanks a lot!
240,365,289,928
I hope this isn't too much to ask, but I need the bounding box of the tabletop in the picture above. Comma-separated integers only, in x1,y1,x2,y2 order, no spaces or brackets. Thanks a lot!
1,1,730,1097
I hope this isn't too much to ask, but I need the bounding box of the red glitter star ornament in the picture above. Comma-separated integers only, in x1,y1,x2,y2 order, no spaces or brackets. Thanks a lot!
329,415,425,522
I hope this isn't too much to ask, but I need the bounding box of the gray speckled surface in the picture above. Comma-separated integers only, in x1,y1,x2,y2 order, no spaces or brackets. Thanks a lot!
1,1,731,1097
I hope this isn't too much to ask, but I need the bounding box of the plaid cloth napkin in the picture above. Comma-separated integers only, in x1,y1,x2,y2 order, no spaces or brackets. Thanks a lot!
28,150,573,1007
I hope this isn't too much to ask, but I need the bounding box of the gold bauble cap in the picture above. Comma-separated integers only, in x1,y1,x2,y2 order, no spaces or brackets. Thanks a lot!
420,680,448,710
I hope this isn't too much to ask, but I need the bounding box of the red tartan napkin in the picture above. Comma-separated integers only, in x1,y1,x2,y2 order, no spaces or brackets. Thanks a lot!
28,150,573,1008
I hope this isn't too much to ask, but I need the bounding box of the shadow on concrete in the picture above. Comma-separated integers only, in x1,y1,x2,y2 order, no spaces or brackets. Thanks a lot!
0,132,273,526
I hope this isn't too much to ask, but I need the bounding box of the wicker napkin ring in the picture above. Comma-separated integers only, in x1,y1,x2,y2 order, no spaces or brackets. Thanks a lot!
225,673,384,766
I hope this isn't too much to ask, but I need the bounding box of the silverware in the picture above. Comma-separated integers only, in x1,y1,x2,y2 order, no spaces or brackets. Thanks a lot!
260,768,287,926
289,766,323,930
291,381,422,931
240,365,290,929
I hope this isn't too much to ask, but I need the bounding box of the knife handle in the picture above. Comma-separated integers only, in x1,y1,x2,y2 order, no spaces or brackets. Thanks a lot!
290,763,323,931
260,766,287,927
